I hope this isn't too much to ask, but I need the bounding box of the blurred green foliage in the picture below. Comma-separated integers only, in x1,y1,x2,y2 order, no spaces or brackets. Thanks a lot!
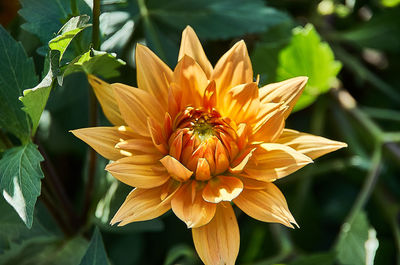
0,0,399,264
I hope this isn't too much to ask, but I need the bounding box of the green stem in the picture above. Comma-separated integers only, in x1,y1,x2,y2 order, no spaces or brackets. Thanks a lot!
70,0,78,16
346,145,382,225
92,0,101,50
0,130,13,149
362,106,400,122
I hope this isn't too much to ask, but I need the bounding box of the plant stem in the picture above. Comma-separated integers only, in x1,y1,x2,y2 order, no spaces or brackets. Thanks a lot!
70,0,78,16
0,130,12,149
81,0,101,225
346,145,382,225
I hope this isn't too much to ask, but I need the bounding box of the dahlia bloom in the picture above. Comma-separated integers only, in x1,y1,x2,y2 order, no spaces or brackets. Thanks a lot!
72,26,346,265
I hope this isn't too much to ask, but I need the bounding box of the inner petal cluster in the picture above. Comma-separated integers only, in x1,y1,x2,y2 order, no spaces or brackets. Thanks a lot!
167,107,239,182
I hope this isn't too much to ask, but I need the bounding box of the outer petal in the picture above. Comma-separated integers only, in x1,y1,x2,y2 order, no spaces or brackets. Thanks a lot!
234,183,298,228
110,181,179,226
259,77,308,118
173,55,208,109
71,126,134,161
136,44,173,106
211,40,253,100
171,181,216,228
178,26,213,79
113,83,165,137
202,176,243,203
192,202,239,265
251,103,287,143
105,156,169,188
88,75,124,125
219,82,260,124
276,129,347,160
244,143,313,182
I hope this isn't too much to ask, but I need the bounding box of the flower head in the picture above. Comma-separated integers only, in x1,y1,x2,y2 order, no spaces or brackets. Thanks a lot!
72,26,346,265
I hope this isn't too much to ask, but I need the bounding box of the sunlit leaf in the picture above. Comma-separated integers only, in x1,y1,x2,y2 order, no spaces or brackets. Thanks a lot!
277,24,342,111
0,26,37,143
64,49,125,78
20,16,91,134
0,142,44,228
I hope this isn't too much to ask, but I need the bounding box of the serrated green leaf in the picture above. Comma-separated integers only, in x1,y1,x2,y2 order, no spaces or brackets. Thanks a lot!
19,0,91,45
0,26,38,143
64,49,125,78
0,142,44,228
79,227,109,265
336,211,379,265
20,16,91,134
277,24,342,111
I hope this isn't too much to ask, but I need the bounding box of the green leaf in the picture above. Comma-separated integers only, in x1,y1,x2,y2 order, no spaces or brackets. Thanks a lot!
49,15,92,60
164,244,198,265
20,15,91,134
79,227,109,265
289,252,336,265
64,49,125,78
336,211,379,265
19,0,91,45
0,142,44,228
0,26,38,143
277,24,342,111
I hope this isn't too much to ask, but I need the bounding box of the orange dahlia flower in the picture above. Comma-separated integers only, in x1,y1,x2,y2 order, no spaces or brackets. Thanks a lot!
72,26,346,265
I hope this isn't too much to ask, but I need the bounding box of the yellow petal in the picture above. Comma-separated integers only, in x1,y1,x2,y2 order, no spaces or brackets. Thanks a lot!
239,177,271,190
88,75,124,125
71,126,133,161
110,181,179,226
136,44,173,106
112,83,165,137
178,26,213,79
244,143,313,181
105,156,170,188
229,148,256,174
202,176,243,203
192,202,239,265
160,155,193,182
219,82,260,124
115,138,159,154
259,77,308,118
174,55,208,109
276,129,347,160
251,103,287,143
234,183,298,228
171,181,216,228
211,40,253,100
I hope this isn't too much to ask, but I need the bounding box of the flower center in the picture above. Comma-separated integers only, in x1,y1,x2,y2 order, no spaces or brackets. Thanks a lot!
168,107,239,181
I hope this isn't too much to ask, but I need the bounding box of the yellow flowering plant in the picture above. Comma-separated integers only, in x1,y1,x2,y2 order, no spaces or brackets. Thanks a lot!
72,26,346,264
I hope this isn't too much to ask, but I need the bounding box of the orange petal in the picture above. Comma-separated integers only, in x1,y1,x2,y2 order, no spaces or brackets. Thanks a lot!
106,156,170,188
251,103,287,143
147,117,168,154
115,138,159,154
203,80,217,111
160,155,193,182
234,183,298,228
174,55,208,109
259,77,308,118
276,129,347,160
195,158,212,181
202,176,243,203
171,181,216,228
239,177,272,190
113,83,165,137
192,202,239,265
219,82,260,124
136,44,173,107
178,26,213,79
110,181,179,226
211,40,253,100
244,143,313,182
88,75,124,125
215,141,229,175
229,148,256,174
71,126,132,161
